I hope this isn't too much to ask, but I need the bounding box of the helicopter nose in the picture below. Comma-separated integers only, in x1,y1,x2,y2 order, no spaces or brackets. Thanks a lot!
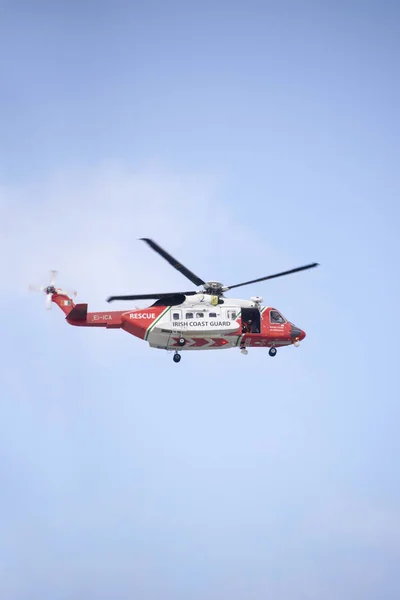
290,325,306,341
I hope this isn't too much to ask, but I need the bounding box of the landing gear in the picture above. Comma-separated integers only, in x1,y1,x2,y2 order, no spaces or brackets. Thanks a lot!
173,352,181,363
241,348,248,355
177,337,186,347
269,347,277,357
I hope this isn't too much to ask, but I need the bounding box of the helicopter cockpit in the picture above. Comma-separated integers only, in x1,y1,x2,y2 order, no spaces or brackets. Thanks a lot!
270,310,286,324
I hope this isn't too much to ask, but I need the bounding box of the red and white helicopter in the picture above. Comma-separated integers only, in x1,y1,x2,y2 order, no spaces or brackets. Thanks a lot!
30,239,319,363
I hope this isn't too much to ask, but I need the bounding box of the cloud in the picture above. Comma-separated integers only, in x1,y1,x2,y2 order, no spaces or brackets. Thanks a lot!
1,160,317,373
1,161,287,371
1,161,270,304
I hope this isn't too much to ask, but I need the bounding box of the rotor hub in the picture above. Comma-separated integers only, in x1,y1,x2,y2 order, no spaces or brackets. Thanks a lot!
203,281,227,295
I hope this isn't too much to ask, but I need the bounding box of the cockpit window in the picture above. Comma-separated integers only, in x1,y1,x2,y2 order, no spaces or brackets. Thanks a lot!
270,310,286,324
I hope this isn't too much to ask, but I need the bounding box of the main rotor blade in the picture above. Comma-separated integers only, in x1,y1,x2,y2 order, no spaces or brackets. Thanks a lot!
107,291,197,303
140,238,206,287
226,263,319,291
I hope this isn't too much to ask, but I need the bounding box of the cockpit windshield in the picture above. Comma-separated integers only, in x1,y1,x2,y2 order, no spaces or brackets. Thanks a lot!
270,310,286,324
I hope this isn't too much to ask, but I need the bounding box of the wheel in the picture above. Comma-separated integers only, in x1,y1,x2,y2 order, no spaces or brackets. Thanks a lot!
269,347,277,357
178,337,186,347
173,353,181,363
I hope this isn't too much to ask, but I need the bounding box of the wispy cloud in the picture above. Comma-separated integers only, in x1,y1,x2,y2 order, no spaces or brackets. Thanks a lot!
1,162,269,305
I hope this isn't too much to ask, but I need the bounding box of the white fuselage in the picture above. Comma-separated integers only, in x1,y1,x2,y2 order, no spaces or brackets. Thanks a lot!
146,294,266,351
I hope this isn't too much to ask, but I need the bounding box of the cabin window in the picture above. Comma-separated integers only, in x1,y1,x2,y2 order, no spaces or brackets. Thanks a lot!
172,312,181,320
186,312,194,319
270,310,286,324
196,312,204,318
209,312,217,317
227,310,237,320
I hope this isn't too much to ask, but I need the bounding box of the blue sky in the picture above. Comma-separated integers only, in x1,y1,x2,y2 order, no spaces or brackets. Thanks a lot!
1,1,400,598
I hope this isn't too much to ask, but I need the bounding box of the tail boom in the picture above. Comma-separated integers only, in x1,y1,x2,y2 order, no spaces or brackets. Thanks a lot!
67,309,124,328
52,292,124,328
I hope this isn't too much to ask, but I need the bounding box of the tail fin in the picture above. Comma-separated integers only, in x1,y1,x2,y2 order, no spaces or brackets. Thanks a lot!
67,303,88,322
52,291,76,316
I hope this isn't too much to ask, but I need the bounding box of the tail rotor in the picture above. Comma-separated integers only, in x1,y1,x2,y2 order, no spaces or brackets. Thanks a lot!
49,269,57,287
46,292,53,310
29,270,77,309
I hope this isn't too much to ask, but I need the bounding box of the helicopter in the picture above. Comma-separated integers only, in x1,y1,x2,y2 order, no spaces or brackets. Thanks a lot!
30,238,319,363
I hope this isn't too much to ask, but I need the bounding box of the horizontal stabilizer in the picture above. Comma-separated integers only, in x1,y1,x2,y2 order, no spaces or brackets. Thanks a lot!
67,303,88,322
